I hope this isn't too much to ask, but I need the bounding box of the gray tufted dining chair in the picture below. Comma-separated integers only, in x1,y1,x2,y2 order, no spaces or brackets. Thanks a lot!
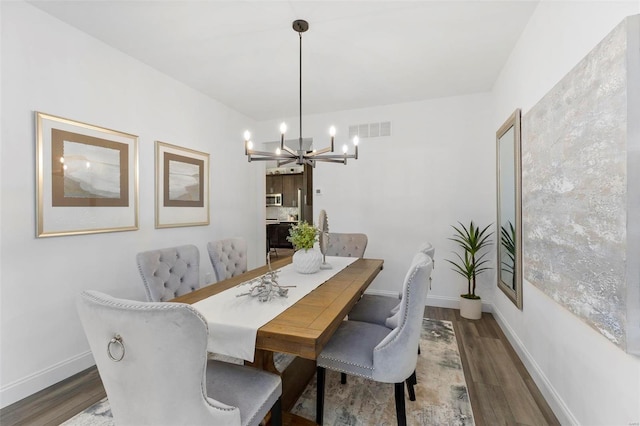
315,252,433,426
347,242,435,396
77,290,282,426
207,238,247,282
324,233,368,258
136,244,200,302
349,242,435,328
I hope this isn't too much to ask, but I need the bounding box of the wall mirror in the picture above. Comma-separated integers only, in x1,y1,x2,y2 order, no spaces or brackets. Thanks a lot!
496,109,523,309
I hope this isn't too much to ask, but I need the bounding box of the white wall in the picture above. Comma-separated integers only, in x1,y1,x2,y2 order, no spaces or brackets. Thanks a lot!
492,1,640,424
4,1,640,422
257,92,497,308
0,1,264,407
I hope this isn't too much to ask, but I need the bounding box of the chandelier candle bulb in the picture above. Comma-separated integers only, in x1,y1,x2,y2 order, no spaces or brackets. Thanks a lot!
353,136,359,159
244,130,251,155
280,122,287,150
329,126,336,152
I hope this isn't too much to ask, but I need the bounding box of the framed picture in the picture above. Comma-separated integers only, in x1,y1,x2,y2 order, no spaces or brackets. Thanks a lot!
36,112,139,237
155,141,210,228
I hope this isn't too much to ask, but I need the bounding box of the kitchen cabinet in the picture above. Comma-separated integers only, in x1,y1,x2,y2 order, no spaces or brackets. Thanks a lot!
266,173,303,207
282,173,303,207
267,222,295,249
266,175,283,195
276,223,294,248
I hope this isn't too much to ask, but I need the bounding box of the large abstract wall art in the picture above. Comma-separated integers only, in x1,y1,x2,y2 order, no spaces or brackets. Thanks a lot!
522,15,640,354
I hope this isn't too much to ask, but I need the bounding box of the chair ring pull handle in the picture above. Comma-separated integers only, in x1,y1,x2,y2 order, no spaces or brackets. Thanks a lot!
107,334,125,362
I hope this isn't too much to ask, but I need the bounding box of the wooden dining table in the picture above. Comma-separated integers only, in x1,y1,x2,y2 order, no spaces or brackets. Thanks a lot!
172,256,384,411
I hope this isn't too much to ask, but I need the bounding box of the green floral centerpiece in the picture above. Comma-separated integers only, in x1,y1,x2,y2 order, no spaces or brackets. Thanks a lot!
287,221,318,250
287,221,322,274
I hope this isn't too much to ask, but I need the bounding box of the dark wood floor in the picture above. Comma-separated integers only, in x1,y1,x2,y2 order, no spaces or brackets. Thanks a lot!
1,307,558,426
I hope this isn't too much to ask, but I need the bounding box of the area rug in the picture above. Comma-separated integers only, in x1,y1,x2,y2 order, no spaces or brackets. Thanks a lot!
63,319,474,426
291,319,474,425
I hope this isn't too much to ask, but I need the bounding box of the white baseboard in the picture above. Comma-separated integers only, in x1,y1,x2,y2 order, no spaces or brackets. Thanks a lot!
365,290,495,314
0,350,95,409
491,307,578,426
366,290,495,313
426,294,493,312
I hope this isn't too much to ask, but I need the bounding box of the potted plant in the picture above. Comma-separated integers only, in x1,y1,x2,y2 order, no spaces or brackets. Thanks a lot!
287,221,322,274
446,221,493,319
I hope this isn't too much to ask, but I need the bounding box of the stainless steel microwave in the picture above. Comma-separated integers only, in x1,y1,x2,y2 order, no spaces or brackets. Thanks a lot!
266,193,282,206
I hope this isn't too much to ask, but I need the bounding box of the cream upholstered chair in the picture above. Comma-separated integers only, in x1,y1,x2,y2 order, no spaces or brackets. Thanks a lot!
315,252,433,426
207,238,248,282
136,245,200,302
349,242,435,327
77,290,282,426
325,233,368,257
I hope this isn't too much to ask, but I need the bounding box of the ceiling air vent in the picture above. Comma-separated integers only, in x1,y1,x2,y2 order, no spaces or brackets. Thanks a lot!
369,122,380,137
348,121,392,139
380,121,391,137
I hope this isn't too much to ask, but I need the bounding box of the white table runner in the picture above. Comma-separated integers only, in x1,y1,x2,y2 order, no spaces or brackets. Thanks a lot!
192,256,357,362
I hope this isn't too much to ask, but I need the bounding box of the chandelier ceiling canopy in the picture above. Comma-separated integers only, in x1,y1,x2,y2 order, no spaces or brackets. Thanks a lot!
244,19,358,167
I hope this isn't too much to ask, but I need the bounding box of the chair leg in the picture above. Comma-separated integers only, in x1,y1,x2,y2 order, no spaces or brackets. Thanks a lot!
406,371,416,401
316,366,326,425
341,372,347,384
270,397,282,426
394,382,407,426
410,369,417,385
414,344,420,386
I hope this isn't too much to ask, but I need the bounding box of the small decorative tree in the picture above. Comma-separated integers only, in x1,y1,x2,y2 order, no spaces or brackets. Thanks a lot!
446,221,493,299
287,221,318,251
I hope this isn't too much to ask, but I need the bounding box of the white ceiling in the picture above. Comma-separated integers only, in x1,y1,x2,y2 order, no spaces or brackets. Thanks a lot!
28,1,539,121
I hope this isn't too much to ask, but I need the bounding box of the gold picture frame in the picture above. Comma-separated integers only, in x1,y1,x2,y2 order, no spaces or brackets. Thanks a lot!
155,141,210,228
36,112,139,237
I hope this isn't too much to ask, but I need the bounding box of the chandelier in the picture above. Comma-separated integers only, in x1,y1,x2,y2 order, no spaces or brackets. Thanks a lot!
244,19,359,167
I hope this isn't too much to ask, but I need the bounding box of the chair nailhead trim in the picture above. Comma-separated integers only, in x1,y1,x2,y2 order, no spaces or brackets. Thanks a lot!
319,356,373,371
374,258,429,353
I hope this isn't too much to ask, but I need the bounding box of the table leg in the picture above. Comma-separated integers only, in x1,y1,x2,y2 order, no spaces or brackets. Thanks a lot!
247,350,316,412
247,349,279,374
280,356,315,411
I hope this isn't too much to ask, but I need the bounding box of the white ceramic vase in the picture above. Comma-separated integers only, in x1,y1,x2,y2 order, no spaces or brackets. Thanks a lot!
459,296,482,320
292,248,322,274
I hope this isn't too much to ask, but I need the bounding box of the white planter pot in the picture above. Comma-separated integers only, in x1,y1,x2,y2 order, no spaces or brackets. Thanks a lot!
292,248,322,274
459,296,482,320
